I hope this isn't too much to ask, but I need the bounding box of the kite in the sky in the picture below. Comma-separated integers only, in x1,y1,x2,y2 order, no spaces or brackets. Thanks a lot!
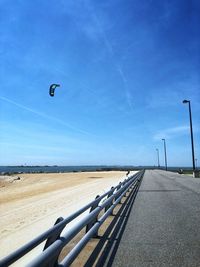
49,84,60,97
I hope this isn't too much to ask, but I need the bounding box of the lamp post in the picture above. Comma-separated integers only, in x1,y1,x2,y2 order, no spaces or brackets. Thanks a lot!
195,158,198,170
162,138,168,171
156,148,160,168
182,100,196,176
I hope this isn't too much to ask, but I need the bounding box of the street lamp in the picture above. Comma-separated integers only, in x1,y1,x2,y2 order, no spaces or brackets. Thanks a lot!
195,158,198,170
156,148,160,168
182,100,196,176
162,138,168,171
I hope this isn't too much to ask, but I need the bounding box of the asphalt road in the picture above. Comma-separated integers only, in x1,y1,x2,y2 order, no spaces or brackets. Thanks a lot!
112,170,200,267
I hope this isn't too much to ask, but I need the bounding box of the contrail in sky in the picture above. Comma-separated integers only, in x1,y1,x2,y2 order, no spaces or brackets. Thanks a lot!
0,96,93,136
116,64,133,109
90,7,134,110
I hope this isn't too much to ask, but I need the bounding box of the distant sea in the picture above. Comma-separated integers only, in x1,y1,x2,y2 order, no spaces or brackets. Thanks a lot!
0,166,112,174
0,165,192,175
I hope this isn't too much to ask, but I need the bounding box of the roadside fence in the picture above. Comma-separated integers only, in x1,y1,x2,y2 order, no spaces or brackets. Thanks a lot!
0,170,144,267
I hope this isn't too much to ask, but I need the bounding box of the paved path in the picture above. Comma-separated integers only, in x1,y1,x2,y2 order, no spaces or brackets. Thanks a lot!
113,170,200,267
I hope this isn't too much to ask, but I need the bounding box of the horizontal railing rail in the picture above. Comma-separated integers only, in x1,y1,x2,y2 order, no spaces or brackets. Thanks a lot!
0,170,144,267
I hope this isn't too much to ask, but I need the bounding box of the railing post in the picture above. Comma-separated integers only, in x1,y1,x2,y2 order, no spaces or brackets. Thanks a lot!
122,179,127,186
86,195,101,237
116,182,123,204
43,217,65,267
105,186,115,212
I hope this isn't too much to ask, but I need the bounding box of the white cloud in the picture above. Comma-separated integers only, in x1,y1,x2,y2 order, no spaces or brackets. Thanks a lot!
153,125,189,140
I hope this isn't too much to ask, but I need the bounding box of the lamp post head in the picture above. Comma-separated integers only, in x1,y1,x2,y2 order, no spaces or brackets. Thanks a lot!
162,138,165,141
183,99,189,104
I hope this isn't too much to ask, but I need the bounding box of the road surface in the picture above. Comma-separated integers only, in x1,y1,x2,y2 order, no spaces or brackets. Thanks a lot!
113,170,200,267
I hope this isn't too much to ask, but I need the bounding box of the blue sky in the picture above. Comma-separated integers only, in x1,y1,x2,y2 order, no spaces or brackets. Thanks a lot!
0,0,199,166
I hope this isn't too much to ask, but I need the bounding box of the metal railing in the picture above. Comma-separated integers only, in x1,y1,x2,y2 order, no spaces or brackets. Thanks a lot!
0,170,144,267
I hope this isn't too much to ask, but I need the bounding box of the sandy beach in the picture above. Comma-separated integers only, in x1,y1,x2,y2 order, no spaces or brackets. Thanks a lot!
0,170,134,265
